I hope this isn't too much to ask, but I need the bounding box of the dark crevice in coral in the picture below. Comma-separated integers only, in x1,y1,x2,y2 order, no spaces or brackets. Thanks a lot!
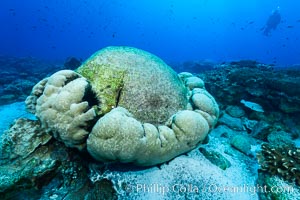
115,86,123,107
76,148,96,163
83,83,99,108
86,118,99,134
105,162,151,172
202,135,209,144
141,124,146,138
171,116,185,143
34,162,61,189
64,74,80,86
82,83,101,133
189,97,196,110
156,126,163,148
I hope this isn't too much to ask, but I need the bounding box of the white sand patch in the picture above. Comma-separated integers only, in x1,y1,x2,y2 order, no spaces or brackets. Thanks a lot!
90,132,260,200
0,102,36,135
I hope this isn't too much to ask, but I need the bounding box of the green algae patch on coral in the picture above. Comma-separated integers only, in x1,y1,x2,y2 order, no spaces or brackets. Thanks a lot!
76,46,188,125
77,60,125,115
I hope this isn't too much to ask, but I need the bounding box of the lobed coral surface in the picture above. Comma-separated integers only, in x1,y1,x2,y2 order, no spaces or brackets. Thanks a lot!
25,46,219,166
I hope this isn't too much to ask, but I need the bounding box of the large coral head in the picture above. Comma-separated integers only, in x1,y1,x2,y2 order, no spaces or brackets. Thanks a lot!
76,46,188,125
26,46,219,166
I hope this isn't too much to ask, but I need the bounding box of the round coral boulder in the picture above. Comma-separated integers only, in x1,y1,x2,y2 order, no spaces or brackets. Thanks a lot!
26,46,219,166
76,46,188,125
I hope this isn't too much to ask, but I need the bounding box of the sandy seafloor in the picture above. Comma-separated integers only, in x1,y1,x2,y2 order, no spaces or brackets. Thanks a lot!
0,102,36,136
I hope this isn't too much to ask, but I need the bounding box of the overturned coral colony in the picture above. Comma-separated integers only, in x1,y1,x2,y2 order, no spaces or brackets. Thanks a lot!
25,46,219,166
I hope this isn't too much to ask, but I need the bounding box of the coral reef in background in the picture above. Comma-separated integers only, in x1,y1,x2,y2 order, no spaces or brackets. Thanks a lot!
171,60,216,74
192,60,300,200
0,56,78,105
198,60,300,115
64,57,82,69
194,60,300,146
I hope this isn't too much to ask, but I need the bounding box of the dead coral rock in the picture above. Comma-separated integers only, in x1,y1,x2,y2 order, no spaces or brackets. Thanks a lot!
251,120,271,141
0,118,117,200
267,130,295,147
218,113,244,131
199,147,231,170
230,134,253,156
225,105,245,118
0,119,60,196
0,118,52,165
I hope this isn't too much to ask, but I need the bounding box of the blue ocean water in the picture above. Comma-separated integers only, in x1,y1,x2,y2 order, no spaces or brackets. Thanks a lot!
1,1,300,199
0,102,36,134
1,0,300,66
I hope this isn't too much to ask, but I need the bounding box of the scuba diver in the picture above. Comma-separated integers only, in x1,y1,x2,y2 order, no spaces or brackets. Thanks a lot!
262,7,281,36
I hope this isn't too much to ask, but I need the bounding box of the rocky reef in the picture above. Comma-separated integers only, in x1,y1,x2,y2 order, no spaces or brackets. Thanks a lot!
0,56,53,105
0,55,83,105
187,60,300,200
0,118,117,200
200,60,300,115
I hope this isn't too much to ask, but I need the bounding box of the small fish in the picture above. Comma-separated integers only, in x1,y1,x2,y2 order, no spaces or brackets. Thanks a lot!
287,25,294,28
240,100,264,112
248,21,254,24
